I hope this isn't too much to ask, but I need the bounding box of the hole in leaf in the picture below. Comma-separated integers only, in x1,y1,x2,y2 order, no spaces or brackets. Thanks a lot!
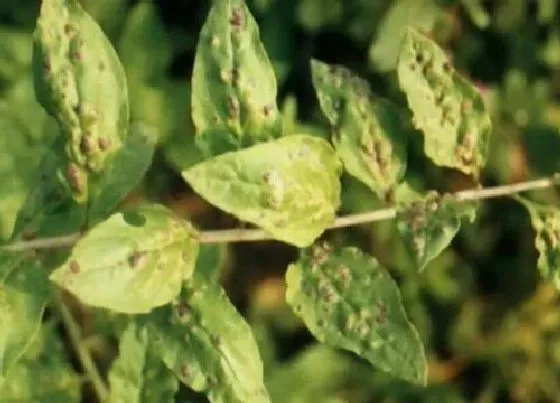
123,211,146,227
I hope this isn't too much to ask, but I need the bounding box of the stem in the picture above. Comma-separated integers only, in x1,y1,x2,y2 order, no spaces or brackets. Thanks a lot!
2,232,82,252
2,176,557,249
53,292,109,402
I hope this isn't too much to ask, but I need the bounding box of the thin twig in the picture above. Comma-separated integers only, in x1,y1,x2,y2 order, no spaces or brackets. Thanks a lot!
452,177,555,202
1,232,82,252
53,292,109,402
1,176,557,250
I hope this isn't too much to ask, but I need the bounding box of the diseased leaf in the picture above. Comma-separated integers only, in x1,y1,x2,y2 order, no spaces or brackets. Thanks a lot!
183,135,341,247
33,0,129,202
49,204,199,314
395,185,477,271
285,244,426,385
0,252,50,384
108,322,178,403
397,28,491,178
191,0,282,156
88,122,157,223
311,60,407,200
143,273,270,403
518,198,560,289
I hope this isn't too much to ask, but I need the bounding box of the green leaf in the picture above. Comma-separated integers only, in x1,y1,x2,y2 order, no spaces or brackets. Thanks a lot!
108,322,178,403
183,135,341,247
0,321,81,402
88,122,157,223
369,0,439,72
191,0,282,157
49,204,199,314
266,345,358,403
285,244,426,385
395,185,476,271
518,198,560,289
195,244,228,284
32,0,129,202
143,274,270,403
311,60,407,200
0,252,50,384
119,2,189,144
0,358,81,403
0,27,33,83
118,2,173,83
397,28,491,178
0,105,50,241
10,135,87,242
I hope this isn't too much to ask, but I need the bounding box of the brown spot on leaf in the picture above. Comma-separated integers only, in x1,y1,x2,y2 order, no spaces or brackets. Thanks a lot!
227,96,238,119
263,105,272,117
80,134,95,156
69,260,80,274
210,334,221,346
127,251,145,268
67,163,84,193
229,8,243,28
43,59,52,73
180,363,190,380
98,137,110,151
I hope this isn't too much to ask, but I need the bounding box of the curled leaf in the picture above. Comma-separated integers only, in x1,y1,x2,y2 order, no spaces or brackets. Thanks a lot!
183,135,341,247
395,186,476,271
518,198,560,289
311,60,407,200
285,244,427,385
33,0,129,201
192,0,281,156
397,28,491,178
144,275,270,403
49,204,199,314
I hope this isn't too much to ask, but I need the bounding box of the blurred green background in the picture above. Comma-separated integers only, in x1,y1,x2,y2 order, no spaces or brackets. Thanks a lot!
2,0,560,402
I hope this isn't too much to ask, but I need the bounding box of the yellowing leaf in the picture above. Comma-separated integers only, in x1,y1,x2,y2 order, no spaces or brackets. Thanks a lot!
397,29,491,178
311,60,407,200
49,204,199,314
518,198,560,289
183,135,341,247
395,186,477,271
